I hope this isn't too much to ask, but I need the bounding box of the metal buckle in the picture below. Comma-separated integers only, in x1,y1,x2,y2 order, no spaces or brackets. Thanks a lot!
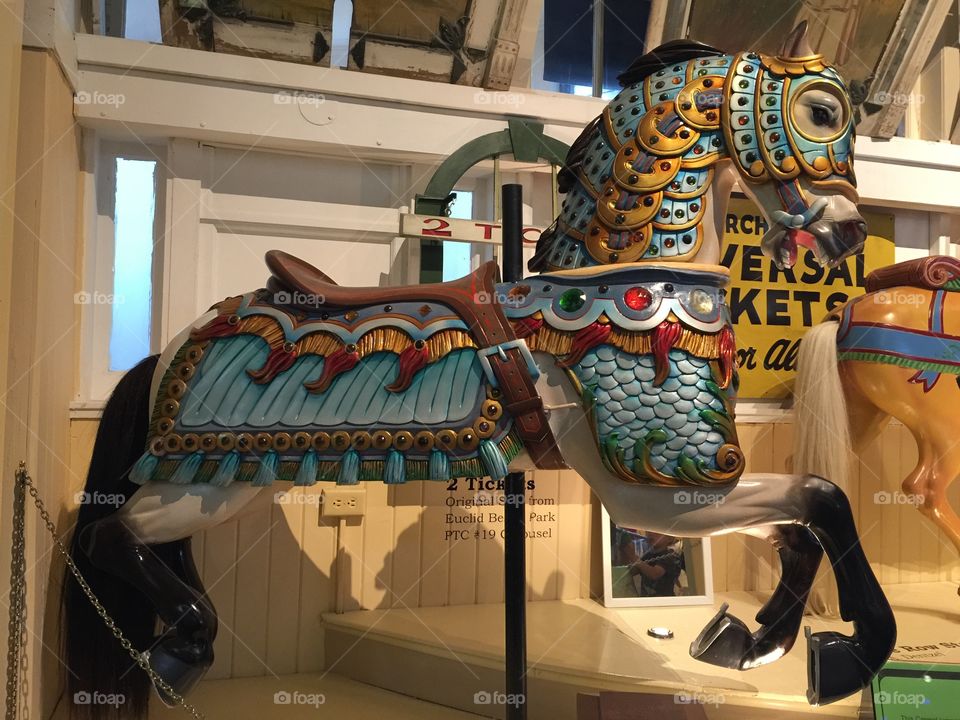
477,339,540,388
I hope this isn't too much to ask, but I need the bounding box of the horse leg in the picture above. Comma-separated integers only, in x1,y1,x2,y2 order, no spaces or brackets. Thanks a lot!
910,441,960,565
79,482,268,702
691,524,823,670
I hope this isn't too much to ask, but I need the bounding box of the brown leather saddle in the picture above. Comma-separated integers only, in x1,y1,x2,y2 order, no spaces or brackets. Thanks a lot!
866,255,960,293
264,250,566,470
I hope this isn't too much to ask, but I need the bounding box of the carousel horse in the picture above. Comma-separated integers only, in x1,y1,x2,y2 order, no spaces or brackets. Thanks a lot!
796,255,960,579
65,22,894,719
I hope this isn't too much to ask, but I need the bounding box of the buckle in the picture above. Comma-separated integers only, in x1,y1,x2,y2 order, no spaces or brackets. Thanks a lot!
477,339,541,388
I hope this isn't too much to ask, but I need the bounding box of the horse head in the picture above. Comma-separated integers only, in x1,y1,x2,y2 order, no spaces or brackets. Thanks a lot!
530,21,864,274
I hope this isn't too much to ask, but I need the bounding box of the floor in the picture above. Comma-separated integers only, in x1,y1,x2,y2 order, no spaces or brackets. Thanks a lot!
147,671,482,719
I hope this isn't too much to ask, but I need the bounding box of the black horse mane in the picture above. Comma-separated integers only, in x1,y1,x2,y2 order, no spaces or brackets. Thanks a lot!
531,40,727,272
555,40,726,197
617,39,726,87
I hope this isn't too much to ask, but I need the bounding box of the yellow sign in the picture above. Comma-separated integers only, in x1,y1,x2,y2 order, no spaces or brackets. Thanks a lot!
721,196,895,399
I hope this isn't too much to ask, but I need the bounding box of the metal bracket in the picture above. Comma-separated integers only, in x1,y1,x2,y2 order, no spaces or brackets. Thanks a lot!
478,339,540,388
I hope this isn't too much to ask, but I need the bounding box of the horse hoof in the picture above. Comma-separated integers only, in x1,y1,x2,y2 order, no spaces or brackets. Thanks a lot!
146,646,211,706
689,603,754,669
804,626,872,705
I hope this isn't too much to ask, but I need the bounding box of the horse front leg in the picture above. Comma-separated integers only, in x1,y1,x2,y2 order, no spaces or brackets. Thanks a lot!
691,523,823,670
581,471,895,705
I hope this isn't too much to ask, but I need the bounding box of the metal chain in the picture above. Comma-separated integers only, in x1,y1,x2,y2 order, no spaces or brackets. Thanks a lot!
5,464,27,720
6,464,204,719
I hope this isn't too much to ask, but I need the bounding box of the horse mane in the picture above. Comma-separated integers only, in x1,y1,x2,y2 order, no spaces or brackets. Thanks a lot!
533,40,728,271
555,40,726,196
617,39,726,87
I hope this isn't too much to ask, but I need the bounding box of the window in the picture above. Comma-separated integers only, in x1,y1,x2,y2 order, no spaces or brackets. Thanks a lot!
78,144,162,404
443,190,474,281
109,158,157,371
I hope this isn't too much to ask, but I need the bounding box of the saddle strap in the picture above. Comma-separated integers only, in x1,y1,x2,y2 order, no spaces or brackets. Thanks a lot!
456,264,567,471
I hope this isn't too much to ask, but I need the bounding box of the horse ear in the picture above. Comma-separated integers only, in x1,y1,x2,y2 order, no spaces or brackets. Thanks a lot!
779,20,816,58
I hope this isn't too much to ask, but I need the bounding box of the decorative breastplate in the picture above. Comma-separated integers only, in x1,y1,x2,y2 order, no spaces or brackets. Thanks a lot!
506,264,744,487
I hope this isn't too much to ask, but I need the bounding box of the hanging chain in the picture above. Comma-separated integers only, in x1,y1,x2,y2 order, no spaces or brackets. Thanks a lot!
6,463,204,719
5,464,27,720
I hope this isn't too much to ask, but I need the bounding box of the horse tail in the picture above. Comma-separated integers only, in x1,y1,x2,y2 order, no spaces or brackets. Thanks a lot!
794,320,850,491
64,354,158,719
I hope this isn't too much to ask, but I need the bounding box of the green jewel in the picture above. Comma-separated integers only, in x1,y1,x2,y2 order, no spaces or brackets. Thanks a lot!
558,288,586,312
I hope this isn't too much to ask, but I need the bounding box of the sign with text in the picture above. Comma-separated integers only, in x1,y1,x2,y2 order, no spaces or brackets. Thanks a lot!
721,196,895,400
400,213,543,245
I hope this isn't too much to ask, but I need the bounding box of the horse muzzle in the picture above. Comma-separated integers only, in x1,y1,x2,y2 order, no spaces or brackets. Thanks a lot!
762,218,866,270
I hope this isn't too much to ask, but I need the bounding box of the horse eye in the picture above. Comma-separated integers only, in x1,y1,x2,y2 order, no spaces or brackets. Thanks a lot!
811,104,833,126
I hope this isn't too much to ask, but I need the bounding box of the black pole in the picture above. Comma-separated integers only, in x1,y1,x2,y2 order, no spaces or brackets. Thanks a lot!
501,184,527,720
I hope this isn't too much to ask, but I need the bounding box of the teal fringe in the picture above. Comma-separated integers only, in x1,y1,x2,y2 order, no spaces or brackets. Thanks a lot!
170,451,204,484
479,439,508,480
337,449,360,485
129,452,158,485
294,450,318,486
252,450,279,486
384,449,406,484
210,450,240,487
428,449,449,481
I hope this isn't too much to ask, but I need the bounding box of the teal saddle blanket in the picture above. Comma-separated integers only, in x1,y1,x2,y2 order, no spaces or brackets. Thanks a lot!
130,290,520,487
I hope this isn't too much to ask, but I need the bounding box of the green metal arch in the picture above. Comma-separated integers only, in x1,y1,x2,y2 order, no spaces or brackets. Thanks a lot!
414,119,571,216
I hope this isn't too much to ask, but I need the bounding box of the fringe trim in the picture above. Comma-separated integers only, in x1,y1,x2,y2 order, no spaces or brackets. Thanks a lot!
523,321,725,360
142,430,525,486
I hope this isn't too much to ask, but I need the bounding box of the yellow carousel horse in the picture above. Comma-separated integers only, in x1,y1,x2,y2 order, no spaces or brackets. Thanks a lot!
796,256,960,581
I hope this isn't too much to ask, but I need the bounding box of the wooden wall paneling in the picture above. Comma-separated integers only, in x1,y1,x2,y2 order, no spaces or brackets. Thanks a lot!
339,515,365,613
266,491,306,674
361,480,395,609
475,480,506,605
447,478,479,606
557,469,591,600
230,504,272,677
202,520,239,678
297,490,337,671
529,470,560,601
418,481,451,606
389,481,425,608
856,429,888,583
879,424,905,585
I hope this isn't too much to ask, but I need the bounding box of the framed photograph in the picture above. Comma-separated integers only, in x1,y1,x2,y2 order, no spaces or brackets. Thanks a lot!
601,506,714,608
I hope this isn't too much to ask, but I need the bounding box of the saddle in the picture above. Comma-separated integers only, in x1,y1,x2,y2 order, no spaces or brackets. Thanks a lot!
866,256,960,293
264,250,566,470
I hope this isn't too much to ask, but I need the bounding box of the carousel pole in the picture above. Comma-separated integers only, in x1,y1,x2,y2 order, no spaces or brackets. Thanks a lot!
501,183,527,720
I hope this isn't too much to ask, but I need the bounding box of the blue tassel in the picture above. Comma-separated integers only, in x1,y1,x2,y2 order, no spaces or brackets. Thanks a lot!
428,449,449,481
384,449,406,485
479,439,508,480
337,449,360,485
295,450,319,486
170,451,204,485
252,450,279,486
210,450,240,487
129,452,159,485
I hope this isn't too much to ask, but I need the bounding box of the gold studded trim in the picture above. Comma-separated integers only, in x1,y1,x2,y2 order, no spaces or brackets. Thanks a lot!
146,428,525,485
759,53,826,77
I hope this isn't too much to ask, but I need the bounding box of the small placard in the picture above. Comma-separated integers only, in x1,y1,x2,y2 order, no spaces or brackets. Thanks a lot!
871,661,960,719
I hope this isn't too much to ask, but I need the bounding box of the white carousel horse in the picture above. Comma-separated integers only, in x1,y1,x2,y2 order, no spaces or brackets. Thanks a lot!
65,24,892,719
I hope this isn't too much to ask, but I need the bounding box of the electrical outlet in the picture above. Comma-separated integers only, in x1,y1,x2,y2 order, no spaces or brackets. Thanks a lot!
321,487,366,517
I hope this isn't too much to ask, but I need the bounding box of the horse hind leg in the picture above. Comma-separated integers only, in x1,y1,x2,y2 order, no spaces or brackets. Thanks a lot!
691,525,823,670
79,481,267,702
908,441,960,576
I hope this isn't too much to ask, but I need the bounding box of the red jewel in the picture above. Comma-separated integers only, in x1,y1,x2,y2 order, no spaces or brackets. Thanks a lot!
693,146,704,154
738,116,749,126
624,286,652,310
